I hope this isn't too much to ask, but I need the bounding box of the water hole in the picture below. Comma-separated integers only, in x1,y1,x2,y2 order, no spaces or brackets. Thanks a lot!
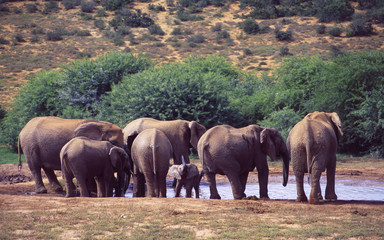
125,176,384,201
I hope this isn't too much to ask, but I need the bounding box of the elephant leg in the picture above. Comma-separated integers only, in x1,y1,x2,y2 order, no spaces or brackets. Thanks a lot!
185,181,193,198
309,169,322,204
63,172,76,198
206,172,221,199
225,172,246,200
294,171,307,202
144,173,157,197
27,160,47,194
256,162,269,199
325,163,337,201
157,175,167,198
43,167,63,193
175,180,183,197
133,173,145,197
77,177,90,197
193,176,200,198
95,176,106,197
239,172,249,194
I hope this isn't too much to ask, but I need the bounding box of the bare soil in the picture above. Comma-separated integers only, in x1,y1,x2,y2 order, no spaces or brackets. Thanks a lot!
0,161,383,239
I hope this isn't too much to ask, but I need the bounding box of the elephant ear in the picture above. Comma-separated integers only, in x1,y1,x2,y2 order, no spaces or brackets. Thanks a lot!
74,122,104,140
260,128,277,161
330,112,343,141
189,121,206,148
109,147,126,170
168,165,182,180
186,164,199,179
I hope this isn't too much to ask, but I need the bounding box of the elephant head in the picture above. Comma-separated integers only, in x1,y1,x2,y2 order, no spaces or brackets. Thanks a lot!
189,121,207,149
74,121,124,148
306,111,343,142
168,156,199,180
260,127,290,187
109,146,131,197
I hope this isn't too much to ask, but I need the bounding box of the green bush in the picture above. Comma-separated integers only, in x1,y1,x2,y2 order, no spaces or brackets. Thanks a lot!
25,4,38,13
57,52,153,117
102,0,131,11
42,1,59,14
275,29,292,41
98,55,251,128
81,0,95,13
94,19,106,30
316,25,326,34
63,0,81,10
254,51,384,156
0,70,62,150
315,0,354,23
328,26,342,36
346,14,374,37
0,52,153,149
148,24,165,35
240,19,260,34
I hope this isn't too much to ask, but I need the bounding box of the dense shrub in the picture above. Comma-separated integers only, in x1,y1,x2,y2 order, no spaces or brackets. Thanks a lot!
275,29,292,41
42,1,59,14
0,71,62,150
346,15,375,37
315,0,354,23
80,0,95,13
63,0,80,10
98,55,252,128
148,24,165,35
0,37,10,44
253,51,384,156
25,4,38,13
239,19,260,34
94,19,106,30
102,0,131,11
316,25,326,34
328,26,342,36
187,34,205,43
110,8,154,28
0,52,153,149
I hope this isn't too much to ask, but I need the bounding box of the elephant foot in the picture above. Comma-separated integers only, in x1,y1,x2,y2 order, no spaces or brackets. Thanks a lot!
308,197,320,204
53,186,64,193
210,194,221,200
325,193,337,201
296,195,308,202
35,186,48,194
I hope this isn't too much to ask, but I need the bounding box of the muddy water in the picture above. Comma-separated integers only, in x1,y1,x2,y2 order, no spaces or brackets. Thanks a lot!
125,176,384,201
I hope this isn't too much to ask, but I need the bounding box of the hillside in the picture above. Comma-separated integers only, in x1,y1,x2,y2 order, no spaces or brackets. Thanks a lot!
0,0,383,107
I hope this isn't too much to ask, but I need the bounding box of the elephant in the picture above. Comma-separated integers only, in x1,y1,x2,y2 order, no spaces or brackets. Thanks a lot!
123,118,206,165
130,128,173,198
168,157,202,198
198,124,290,200
60,137,130,197
287,111,343,204
18,116,124,194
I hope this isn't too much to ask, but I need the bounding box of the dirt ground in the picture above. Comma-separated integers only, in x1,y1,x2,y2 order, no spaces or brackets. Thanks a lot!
0,161,383,239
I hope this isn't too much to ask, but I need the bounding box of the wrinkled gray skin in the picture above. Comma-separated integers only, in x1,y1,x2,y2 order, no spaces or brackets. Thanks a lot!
287,111,343,204
123,118,206,165
198,125,290,200
60,137,130,197
131,129,173,198
18,116,125,194
168,158,202,198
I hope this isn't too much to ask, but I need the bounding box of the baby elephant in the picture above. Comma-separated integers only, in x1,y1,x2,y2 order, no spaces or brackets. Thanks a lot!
60,137,130,197
168,156,202,198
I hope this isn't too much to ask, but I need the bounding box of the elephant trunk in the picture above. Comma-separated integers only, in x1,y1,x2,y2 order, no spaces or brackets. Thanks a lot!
281,144,290,187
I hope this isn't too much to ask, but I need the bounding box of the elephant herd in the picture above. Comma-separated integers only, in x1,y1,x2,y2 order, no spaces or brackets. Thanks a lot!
18,111,342,204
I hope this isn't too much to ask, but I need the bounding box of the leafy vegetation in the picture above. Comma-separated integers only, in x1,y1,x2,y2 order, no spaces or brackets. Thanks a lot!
1,50,383,157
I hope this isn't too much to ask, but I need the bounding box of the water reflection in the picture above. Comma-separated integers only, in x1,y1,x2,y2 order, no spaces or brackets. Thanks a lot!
125,176,384,201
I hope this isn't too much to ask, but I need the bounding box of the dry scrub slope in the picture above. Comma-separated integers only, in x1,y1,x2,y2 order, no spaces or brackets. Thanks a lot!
1,0,384,107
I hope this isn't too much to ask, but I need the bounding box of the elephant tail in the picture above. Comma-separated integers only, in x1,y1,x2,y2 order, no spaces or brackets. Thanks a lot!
306,144,314,186
18,136,22,171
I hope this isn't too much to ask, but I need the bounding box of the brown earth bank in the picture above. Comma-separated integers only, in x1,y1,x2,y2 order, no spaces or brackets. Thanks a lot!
0,160,383,239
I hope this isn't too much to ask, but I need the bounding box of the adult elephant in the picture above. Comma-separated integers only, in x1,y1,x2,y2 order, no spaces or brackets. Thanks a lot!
287,111,343,204
131,129,173,198
123,118,206,165
18,116,124,194
198,124,290,200
60,137,130,197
